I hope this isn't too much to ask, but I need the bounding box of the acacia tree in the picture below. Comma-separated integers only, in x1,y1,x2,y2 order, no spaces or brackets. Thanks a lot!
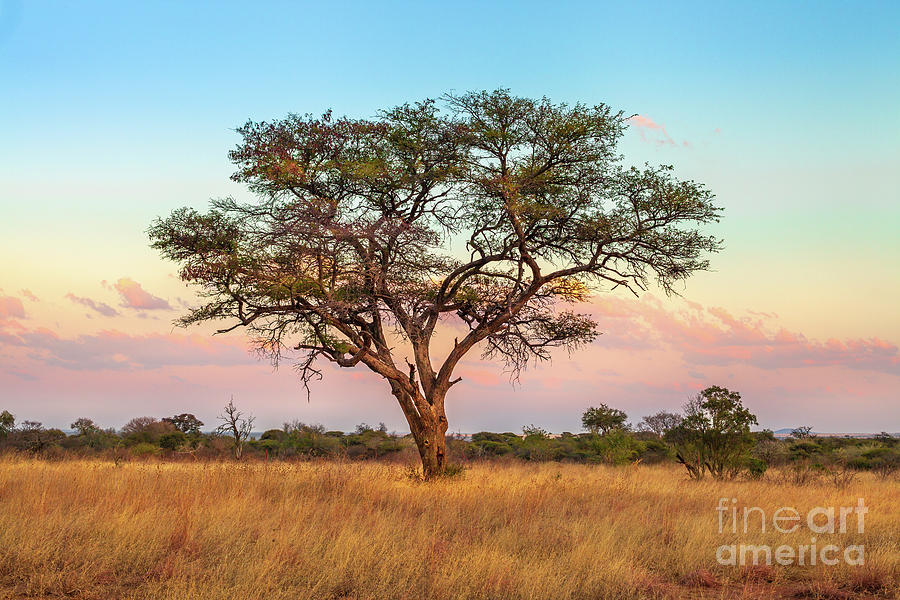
581,404,628,435
666,386,758,479
638,410,683,437
150,90,722,479
71,417,101,436
164,413,204,435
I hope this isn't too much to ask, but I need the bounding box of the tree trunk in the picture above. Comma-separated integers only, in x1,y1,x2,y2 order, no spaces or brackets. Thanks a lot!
416,423,447,480
390,382,449,480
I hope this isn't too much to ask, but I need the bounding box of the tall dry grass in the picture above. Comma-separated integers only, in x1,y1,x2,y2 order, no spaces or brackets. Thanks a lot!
0,457,896,599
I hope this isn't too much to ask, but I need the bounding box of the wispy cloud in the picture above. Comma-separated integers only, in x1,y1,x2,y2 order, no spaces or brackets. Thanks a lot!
65,293,119,317
2,327,253,371
628,114,690,148
0,295,26,319
111,278,172,310
591,296,900,376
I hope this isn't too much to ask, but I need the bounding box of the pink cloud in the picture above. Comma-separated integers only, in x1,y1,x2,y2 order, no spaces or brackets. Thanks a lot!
0,322,253,372
590,296,900,376
1,289,897,433
0,296,26,319
112,278,172,310
457,362,503,387
65,293,119,317
628,114,688,148
20,289,38,302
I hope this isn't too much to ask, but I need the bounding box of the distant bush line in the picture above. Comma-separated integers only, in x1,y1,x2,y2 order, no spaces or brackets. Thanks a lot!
0,408,897,481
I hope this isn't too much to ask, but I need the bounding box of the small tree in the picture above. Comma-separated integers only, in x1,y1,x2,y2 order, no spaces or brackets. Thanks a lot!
16,420,64,453
790,426,814,439
163,413,204,435
121,417,175,445
522,424,550,439
874,432,897,447
216,398,255,459
122,416,158,436
581,404,627,435
0,410,14,439
665,386,758,480
638,411,682,437
71,417,101,437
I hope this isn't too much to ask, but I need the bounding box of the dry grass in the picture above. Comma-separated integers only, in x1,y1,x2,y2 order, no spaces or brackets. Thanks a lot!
0,458,897,599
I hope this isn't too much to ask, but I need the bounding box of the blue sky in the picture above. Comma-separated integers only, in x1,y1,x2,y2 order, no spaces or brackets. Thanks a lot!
1,1,898,432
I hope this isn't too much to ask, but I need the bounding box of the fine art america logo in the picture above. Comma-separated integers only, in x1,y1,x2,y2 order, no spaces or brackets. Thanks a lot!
715,497,867,566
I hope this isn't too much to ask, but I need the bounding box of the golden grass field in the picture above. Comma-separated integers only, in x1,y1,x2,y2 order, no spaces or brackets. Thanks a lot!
0,458,897,600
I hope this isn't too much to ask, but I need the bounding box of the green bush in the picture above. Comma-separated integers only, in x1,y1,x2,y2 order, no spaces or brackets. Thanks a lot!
790,441,823,460
745,457,768,479
159,431,186,450
588,429,641,465
131,442,158,456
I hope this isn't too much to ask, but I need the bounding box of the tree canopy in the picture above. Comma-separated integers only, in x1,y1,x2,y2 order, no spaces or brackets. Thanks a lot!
581,404,628,435
666,386,758,479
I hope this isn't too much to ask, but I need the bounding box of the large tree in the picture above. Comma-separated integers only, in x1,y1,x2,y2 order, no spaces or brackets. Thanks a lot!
150,90,722,478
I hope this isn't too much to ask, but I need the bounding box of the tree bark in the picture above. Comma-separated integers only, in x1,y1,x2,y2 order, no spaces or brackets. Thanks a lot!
391,382,449,480
415,419,448,480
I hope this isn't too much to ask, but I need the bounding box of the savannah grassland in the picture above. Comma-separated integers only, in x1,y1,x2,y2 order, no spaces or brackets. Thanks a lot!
0,458,897,600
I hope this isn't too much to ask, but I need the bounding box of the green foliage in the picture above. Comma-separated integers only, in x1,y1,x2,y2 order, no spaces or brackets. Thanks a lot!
789,440,823,461
873,432,897,447
666,386,758,480
159,431,187,451
522,424,550,440
745,457,768,479
581,404,628,435
790,426,815,439
0,410,14,438
637,411,682,437
163,413,204,435
130,442,158,456
857,447,900,478
9,421,66,453
471,432,515,457
122,417,177,445
587,428,643,465
260,429,287,442
1,404,894,476
71,417,101,437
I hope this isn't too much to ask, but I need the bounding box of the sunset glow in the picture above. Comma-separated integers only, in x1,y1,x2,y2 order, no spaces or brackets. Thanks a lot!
1,1,897,434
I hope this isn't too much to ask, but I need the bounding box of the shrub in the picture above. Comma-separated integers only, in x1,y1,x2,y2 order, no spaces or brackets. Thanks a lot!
471,439,512,456
789,441,823,461
753,439,788,466
131,442,158,456
588,429,642,465
861,447,900,479
745,457,768,479
122,417,177,445
638,438,672,464
159,431,187,451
